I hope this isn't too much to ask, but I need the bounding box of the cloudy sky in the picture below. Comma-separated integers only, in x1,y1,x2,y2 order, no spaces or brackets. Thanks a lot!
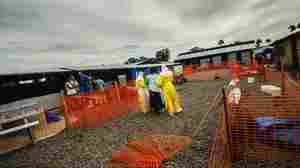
0,0,300,73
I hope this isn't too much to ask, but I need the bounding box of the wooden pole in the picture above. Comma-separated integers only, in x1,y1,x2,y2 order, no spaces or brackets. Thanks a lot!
281,60,285,96
114,81,121,101
222,88,233,162
263,64,267,82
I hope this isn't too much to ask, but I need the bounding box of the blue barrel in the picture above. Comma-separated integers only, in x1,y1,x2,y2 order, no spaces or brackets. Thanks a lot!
144,67,151,76
129,68,138,80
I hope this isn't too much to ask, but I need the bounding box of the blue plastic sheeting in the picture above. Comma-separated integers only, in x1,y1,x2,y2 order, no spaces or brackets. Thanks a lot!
256,117,300,145
129,68,138,80
46,111,61,123
144,67,151,76
79,73,92,92
256,117,300,127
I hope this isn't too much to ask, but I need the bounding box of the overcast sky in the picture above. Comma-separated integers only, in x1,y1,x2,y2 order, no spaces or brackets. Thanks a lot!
1,0,300,73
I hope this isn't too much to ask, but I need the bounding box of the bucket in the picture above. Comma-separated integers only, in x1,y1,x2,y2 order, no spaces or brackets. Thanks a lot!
248,77,255,83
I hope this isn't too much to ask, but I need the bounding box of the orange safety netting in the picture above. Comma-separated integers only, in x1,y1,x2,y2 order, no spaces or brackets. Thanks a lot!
107,135,192,168
63,83,139,128
183,61,263,79
183,65,193,76
263,70,300,96
229,93,300,161
183,64,229,76
227,61,265,82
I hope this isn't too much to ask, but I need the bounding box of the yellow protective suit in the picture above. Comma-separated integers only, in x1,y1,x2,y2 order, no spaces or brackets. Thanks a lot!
156,70,183,115
136,74,150,113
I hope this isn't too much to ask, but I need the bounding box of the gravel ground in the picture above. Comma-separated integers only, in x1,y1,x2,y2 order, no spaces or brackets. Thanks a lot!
0,79,226,168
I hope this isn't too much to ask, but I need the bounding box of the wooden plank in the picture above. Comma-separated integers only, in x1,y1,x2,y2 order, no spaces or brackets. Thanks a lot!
32,119,65,142
0,121,39,135
0,110,42,124
0,103,37,113
0,135,32,155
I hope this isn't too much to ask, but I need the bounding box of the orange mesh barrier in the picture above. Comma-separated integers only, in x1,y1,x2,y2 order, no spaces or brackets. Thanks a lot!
224,83,300,162
284,73,300,96
107,135,192,168
63,84,139,128
112,146,161,168
209,79,300,167
264,70,282,82
183,62,263,79
227,61,266,82
193,63,228,72
263,70,300,96
127,80,136,87
183,65,193,76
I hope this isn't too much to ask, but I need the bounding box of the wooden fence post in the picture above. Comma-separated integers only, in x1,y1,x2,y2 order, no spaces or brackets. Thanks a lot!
222,88,233,162
263,65,267,82
114,81,121,101
281,62,286,96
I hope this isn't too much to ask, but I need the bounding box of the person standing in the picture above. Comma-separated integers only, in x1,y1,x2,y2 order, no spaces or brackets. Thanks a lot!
156,65,183,116
95,78,105,92
136,71,150,113
78,72,92,93
147,69,164,113
65,75,79,96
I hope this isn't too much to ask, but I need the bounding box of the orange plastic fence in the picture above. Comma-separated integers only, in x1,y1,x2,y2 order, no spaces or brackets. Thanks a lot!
184,63,228,75
63,84,139,128
228,61,264,81
263,70,300,96
107,135,192,168
264,70,282,82
183,62,263,80
284,73,300,96
183,65,193,76
209,72,300,167
229,94,300,161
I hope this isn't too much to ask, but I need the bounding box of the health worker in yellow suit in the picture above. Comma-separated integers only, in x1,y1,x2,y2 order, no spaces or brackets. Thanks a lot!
156,65,183,116
136,72,150,113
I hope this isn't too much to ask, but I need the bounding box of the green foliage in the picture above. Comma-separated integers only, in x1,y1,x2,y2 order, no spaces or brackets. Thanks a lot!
218,40,225,45
288,24,297,32
155,48,170,62
255,38,263,48
286,63,299,72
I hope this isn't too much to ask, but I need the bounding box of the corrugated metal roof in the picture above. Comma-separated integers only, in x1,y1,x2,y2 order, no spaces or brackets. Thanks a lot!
0,67,70,76
0,63,180,77
175,43,256,61
271,29,300,45
61,62,180,71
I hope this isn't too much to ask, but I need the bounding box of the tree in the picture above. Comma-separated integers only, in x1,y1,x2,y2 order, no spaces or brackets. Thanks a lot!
125,57,139,64
234,41,241,44
255,38,263,48
265,38,272,43
139,56,147,61
155,48,170,62
297,23,300,29
218,40,225,45
288,25,297,32
189,46,204,52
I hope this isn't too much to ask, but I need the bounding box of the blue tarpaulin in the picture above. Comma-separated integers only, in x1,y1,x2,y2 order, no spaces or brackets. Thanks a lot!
256,117,300,145
129,68,138,80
